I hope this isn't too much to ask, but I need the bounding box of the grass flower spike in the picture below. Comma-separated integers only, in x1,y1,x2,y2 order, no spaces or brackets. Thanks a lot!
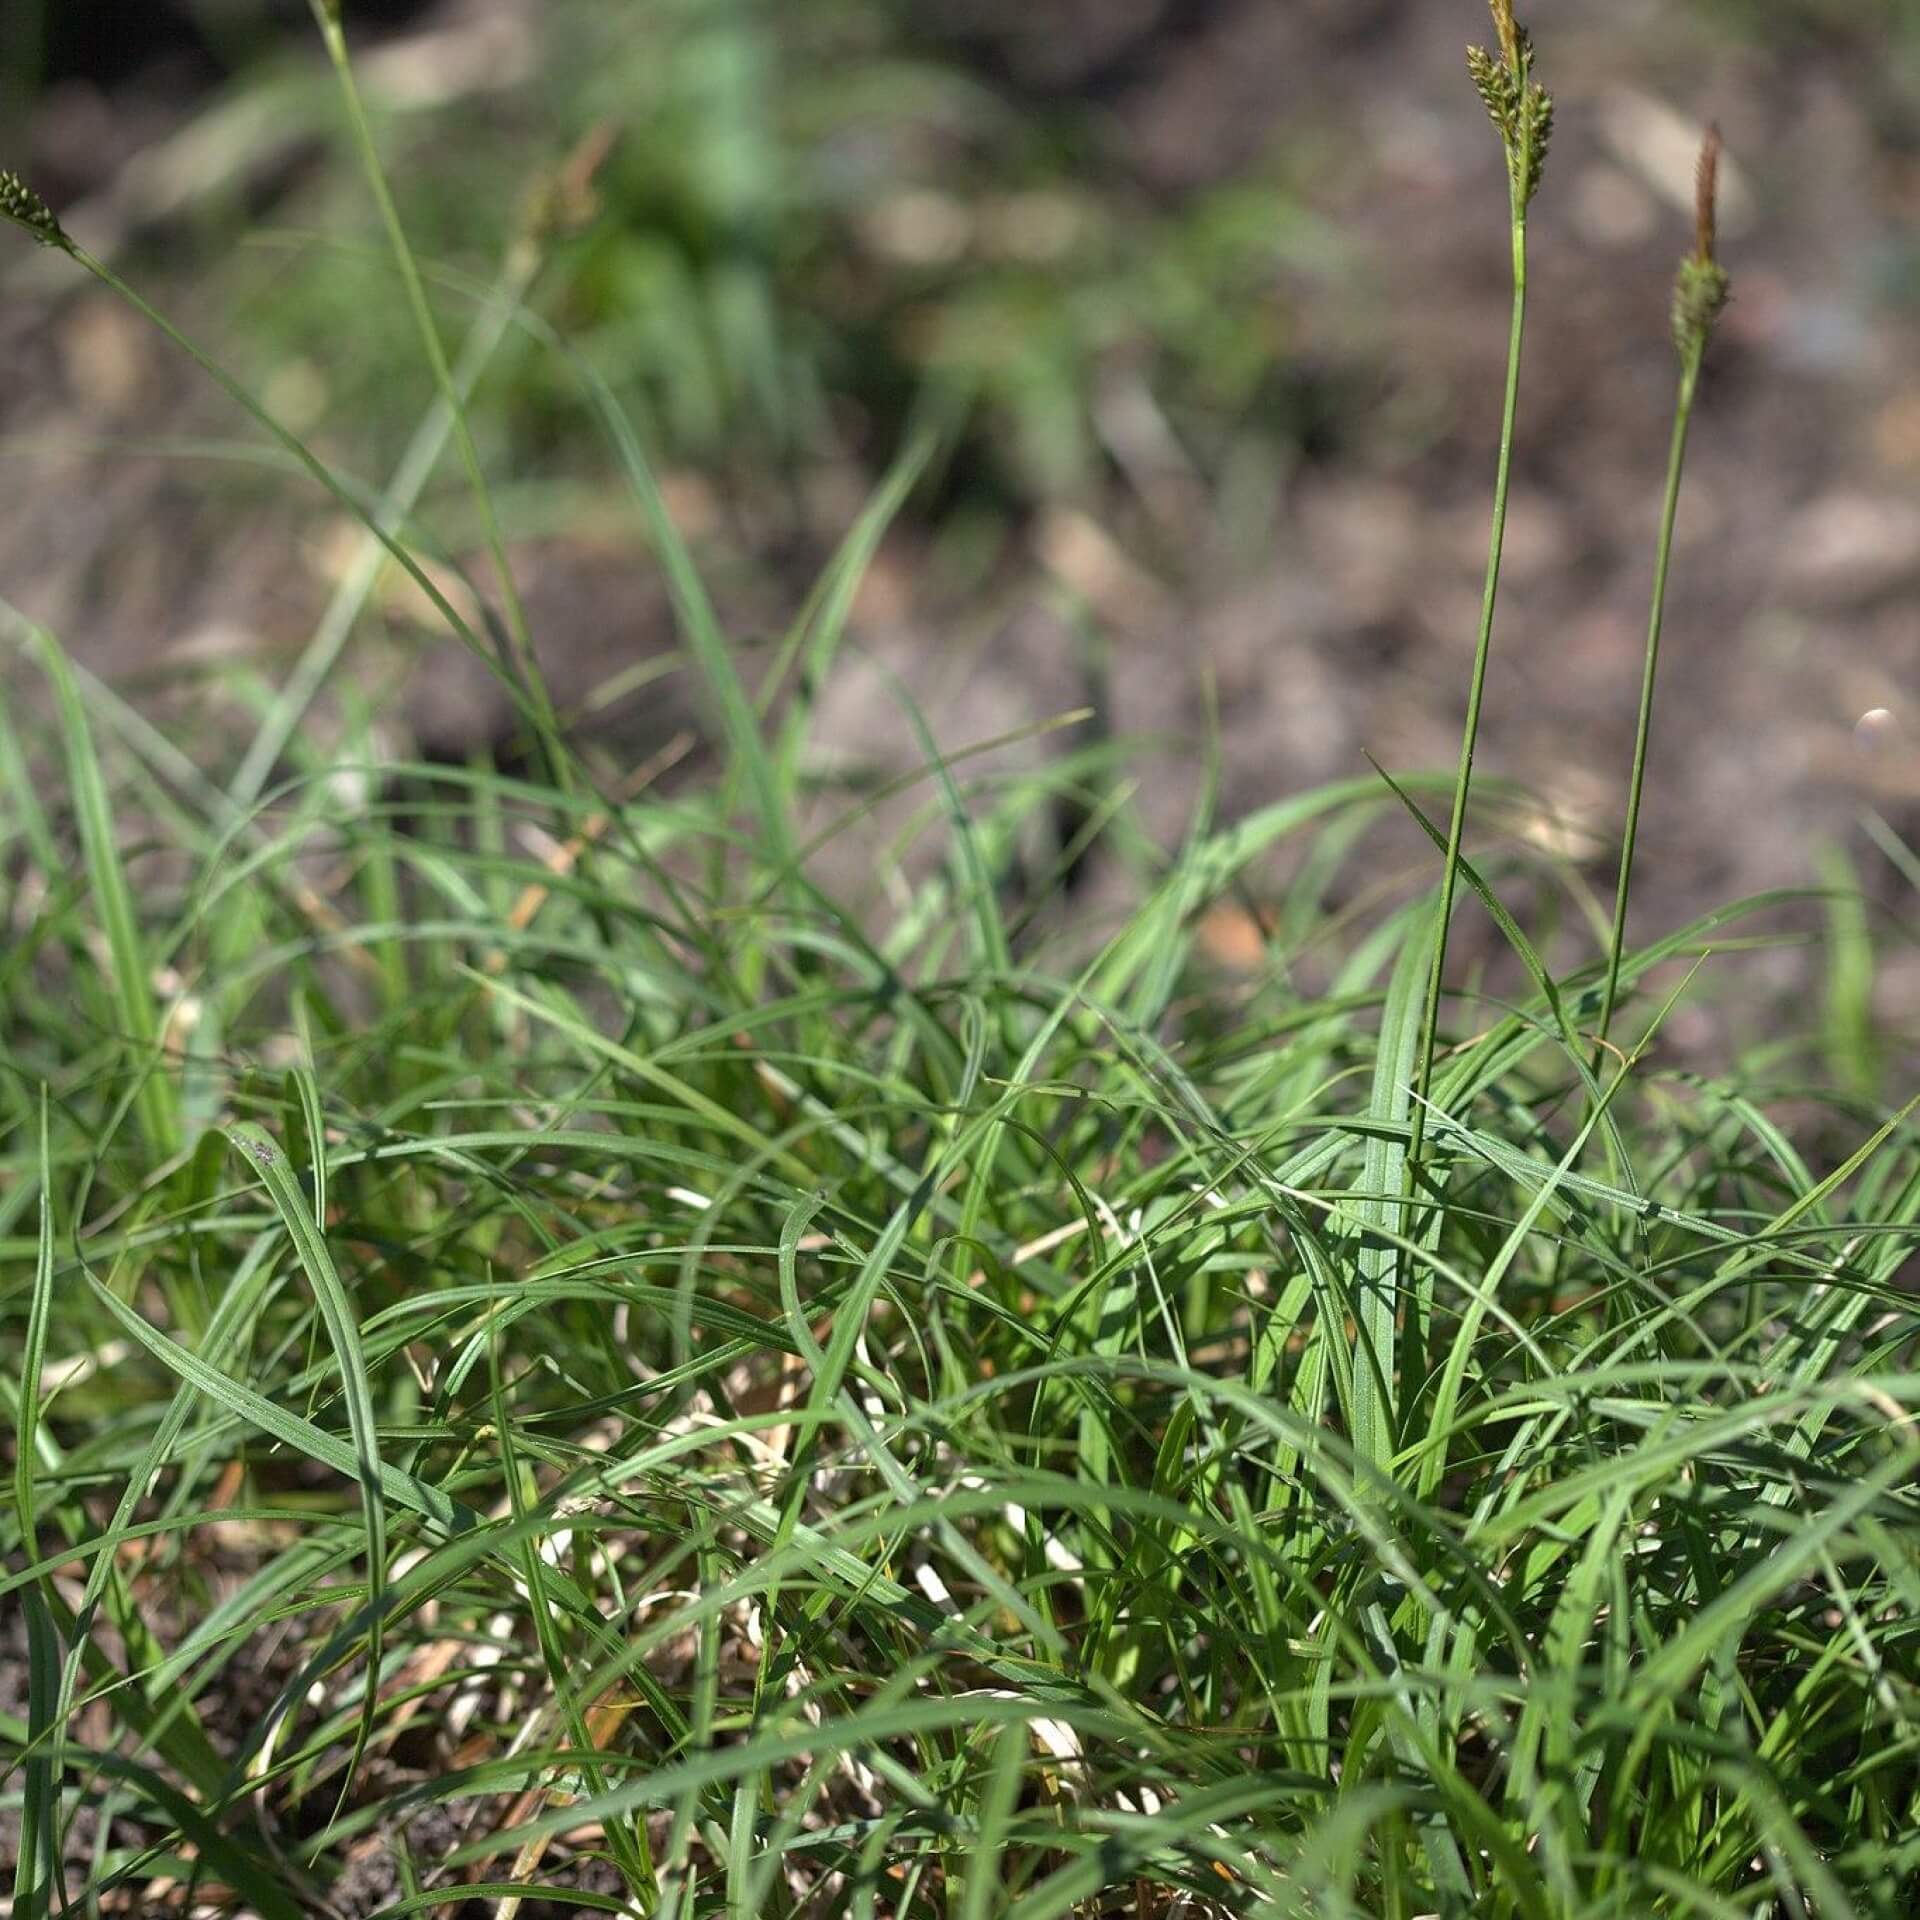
1467,1,1554,210
1672,125,1732,356
0,170,70,251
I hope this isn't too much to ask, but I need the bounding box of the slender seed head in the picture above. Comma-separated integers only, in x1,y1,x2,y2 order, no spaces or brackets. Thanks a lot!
0,170,70,251
1672,124,1732,357
517,122,619,254
1522,82,1554,205
1468,5,1552,208
1467,45,1519,143
1695,123,1722,266
1489,0,1522,70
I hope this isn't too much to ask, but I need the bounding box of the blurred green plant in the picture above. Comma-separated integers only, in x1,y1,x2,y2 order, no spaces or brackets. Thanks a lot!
1700,0,1920,45
229,0,1322,521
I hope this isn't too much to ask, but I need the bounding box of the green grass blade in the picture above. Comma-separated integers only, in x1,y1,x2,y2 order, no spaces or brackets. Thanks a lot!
32,627,180,1160
1350,909,1430,1480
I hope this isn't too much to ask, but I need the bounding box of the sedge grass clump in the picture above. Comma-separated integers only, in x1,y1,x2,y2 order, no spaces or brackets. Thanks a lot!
1,8,1917,1919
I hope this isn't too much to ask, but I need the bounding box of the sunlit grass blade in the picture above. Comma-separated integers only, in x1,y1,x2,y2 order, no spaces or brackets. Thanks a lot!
219,1121,390,1804
32,627,180,1161
1349,908,1430,1479
9,1096,59,1920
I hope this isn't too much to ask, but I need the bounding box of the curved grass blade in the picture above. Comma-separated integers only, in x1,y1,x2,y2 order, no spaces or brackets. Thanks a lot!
10,1095,59,1920
220,1122,390,1807
32,627,180,1160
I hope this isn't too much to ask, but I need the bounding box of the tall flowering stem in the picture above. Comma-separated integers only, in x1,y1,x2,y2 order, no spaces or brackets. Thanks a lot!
1593,127,1732,1069
1405,2,1554,1180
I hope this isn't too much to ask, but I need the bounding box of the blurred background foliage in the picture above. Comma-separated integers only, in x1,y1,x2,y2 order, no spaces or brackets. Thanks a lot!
5,0,1918,534
3,2,1318,516
221,0,1339,539
6,0,1920,969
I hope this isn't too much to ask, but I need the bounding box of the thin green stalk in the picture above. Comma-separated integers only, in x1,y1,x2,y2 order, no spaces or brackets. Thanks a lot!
1404,208,1528,1182
1592,342,1704,1067
228,248,539,812
1379,10,1554,1471
63,246,561,765
308,0,567,791
1405,4,1553,1188
1594,127,1730,1073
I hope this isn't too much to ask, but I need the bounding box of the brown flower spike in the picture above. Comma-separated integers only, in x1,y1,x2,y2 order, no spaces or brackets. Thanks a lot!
1490,0,1522,68
1696,124,1722,264
1672,125,1732,357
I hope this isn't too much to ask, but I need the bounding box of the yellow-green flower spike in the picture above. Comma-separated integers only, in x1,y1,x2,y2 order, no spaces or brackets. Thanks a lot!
1468,3,1552,210
0,170,69,251
1467,45,1520,143
1521,82,1553,205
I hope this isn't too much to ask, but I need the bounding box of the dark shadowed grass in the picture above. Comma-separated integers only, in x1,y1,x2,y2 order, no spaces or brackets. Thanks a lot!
3,7,1920,1918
